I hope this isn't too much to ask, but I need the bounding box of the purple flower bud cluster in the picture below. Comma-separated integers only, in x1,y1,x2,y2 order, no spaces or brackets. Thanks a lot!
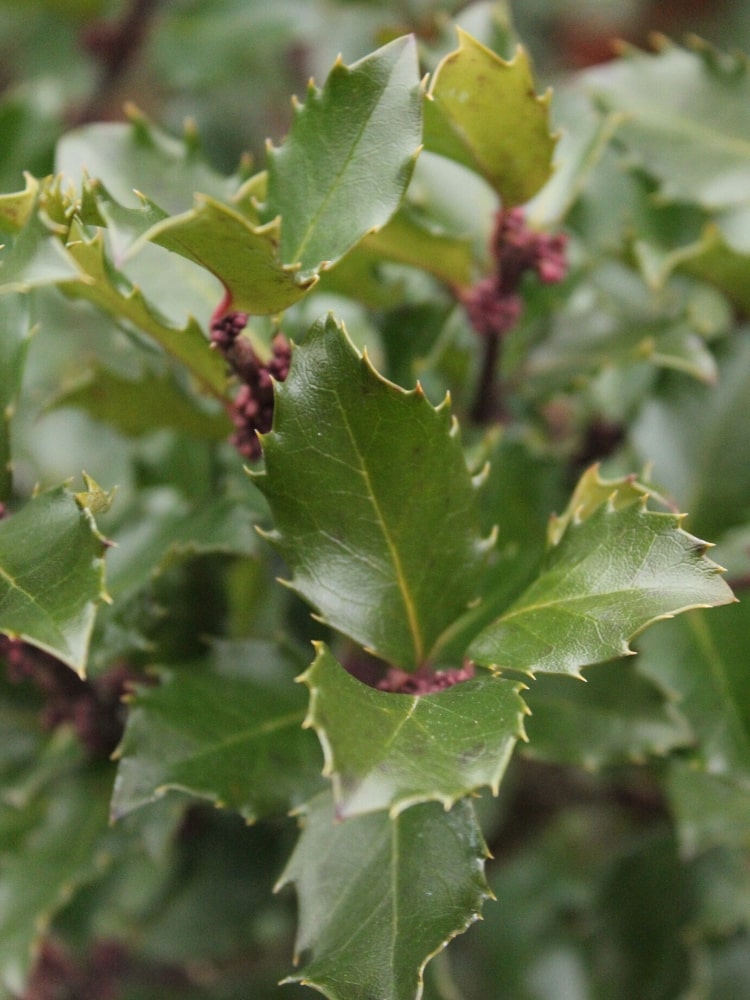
377,660,476,695
462,207,568,337
210,312,291,461
1,636,138,759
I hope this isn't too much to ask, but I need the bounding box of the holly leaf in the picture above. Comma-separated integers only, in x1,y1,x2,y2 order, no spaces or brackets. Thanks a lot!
0,483,111,676
138,194,314,315
251,313,489,671
423,30,556,206
111,640,324,822
265,35,421,277
584,38,750,210
362,206,474,286
299,643,527,818
469,470,735,677
278,791,492,1000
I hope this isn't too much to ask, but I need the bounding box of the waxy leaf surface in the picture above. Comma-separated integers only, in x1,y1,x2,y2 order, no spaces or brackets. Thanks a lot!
424,30,555,205
112,640,324,821
279,791,491,1000
300,643,526,818
469,494,734,677
0,485,110,675
265,35,421,276
252,314,488,671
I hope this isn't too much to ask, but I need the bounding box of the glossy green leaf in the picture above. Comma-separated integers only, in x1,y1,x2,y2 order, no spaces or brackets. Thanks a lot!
278,791,491,1000
423,30,555,205
265,35,421,276
48,366,231,441
523,659,692,769
300,643,526,818
112,640,324,822
0,484,111,675
585,39,750,209
469,477,735,677
251,313,489,671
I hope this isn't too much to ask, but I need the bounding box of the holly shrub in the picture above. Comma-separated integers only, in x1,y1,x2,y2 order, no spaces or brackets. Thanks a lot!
1,2,749,998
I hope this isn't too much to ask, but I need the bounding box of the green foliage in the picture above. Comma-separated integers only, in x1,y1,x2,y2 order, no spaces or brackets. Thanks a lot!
0,3,749,998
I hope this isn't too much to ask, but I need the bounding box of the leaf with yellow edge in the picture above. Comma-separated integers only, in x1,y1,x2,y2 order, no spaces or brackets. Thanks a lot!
424,29,556,206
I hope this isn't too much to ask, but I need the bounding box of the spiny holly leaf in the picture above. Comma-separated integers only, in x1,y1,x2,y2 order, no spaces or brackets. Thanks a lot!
666,761,750,855
299,643,526,819
522,659,692,770
141,194,313,314
251,313,490,671
47,366,231,441
469,470,735,677
423,29,555,206
0,294,32,500
0,483,111,676
278,791,491,1000
111,640,324,822
584,38,750,210
59,223,227,396
265,35,421,277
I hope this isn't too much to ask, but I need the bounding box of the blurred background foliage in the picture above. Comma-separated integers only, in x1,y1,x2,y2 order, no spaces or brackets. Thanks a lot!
2,2,750,999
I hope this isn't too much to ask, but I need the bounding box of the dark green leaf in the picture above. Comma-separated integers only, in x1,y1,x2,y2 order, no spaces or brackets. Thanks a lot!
112,640,324,821
278,791,491,1000
265,36,421,276
252,313,489,671
300,643,526,818
423,30,555,205
469,472,735,677
0,483,111,675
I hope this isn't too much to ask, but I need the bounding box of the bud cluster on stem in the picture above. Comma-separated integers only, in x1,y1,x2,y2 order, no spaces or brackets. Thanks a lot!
210,311,291,460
